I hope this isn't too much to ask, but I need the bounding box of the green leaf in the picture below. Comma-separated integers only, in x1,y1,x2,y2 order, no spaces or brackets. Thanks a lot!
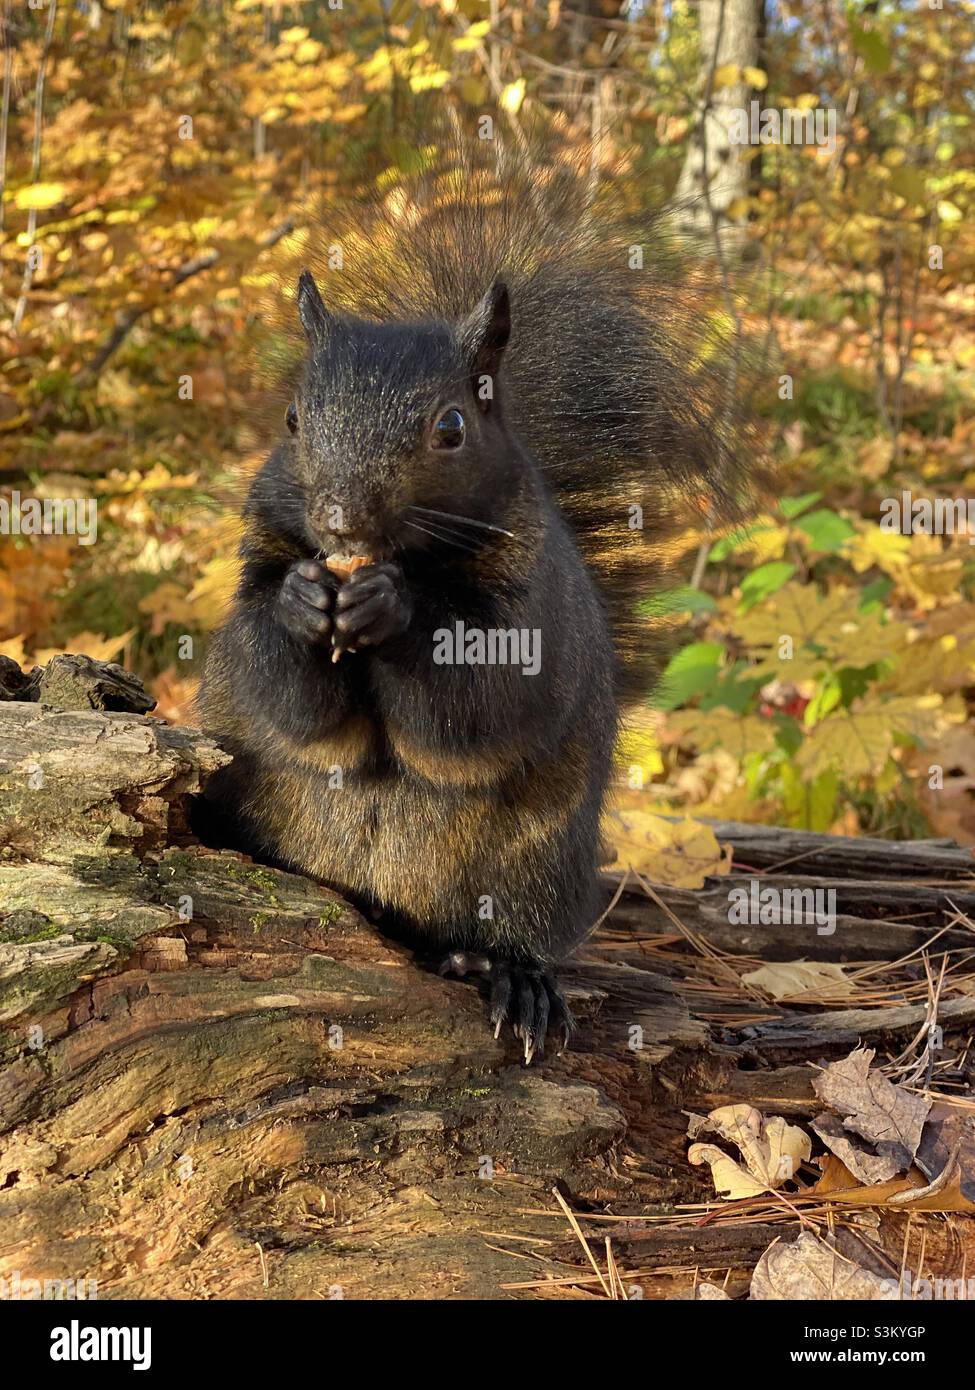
739,561,796,611
794,508,856,553
859,577,893,612
652,641,723,711
779,492,822,520
700,664,764,715
774,715,804,758
781,764,839,831
837,665,875,705
804,674,842,727
849,22,892,75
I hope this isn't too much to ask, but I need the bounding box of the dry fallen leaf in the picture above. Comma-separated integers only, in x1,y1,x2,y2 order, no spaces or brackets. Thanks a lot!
673,1281,733,1301
811,1112,903,1185
743,960,853,1001
916,1101,975,1201
811,1153,975,1212
687,1103,811,1199
750,1232,900,1301
812,1046,930,1173
600,809,731,889
688,1142,771,1200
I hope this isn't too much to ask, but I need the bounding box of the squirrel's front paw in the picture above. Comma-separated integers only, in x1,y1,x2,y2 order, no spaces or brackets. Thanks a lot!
277,559,336,646
332,562,411,658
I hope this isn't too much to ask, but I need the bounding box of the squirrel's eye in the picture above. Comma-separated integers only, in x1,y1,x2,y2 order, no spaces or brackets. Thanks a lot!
286,401,299,435
432,407,465,450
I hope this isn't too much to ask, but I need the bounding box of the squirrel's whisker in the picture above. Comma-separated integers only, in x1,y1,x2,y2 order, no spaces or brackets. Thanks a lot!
403,519,478,553
403,514,481,548
408,506,513,539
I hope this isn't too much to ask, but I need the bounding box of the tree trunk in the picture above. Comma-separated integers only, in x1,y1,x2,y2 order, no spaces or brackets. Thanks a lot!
674,0,760,241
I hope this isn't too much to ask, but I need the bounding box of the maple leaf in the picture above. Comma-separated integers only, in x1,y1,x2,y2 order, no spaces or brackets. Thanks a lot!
666,707,779,760
730,582,905,676
797,693,951,779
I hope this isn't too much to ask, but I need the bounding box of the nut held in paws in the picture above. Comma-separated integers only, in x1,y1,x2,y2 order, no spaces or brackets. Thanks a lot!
325,553,373,583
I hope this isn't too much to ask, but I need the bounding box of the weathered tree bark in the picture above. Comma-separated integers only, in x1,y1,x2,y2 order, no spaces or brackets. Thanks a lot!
0,658,708,1299
2,658,972,1299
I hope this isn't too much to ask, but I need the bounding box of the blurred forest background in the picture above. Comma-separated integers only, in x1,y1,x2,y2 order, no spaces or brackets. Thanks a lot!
1,0,973,843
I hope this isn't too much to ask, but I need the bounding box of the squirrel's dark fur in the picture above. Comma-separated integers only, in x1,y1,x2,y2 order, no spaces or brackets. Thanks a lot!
198,140,750,1060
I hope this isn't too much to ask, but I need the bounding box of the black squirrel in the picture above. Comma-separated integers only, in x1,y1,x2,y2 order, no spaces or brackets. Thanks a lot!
198,142,749,1061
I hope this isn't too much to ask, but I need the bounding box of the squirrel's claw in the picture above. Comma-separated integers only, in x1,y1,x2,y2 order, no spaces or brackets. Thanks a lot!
439,953,572,1064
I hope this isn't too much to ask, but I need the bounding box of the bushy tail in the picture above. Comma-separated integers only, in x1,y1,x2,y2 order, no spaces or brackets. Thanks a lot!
273,135,759,700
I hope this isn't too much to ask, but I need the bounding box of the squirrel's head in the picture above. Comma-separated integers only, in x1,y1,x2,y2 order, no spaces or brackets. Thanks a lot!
287,269,520,560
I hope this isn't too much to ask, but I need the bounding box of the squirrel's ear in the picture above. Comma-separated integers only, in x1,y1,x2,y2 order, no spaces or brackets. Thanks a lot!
297,269,332,348
461,279,510,408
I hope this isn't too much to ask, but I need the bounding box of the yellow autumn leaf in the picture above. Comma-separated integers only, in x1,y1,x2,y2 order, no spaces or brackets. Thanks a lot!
32,630,136,666
616,707,665,784
712,63,742,89
139,582,196,636
747,649,831,684
409,68,451,94
293,38,324,64
688,1143,769,1200
667,707,778,760
187,555,240,629
797,694,951,780
332,103,368,124
453,19,491,50
600,808,731,888
884,635,975,697
844,522,911,575
905,554,965,602
820,609,906,670
744,524,790,565
14,182,67,210
0,634,28,668
500,79,526,114
732,582,904,673
732,582,860,650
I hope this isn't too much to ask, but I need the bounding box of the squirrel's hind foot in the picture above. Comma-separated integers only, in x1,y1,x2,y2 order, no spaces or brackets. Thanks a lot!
439,952,572,1065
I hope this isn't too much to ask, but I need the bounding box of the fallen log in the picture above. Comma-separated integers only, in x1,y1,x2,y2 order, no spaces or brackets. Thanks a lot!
2,657,973,1299
601,877,973,961
0,658,707,1299
671,818,975,879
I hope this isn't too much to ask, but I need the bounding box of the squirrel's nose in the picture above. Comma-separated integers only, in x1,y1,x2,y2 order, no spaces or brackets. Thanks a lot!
308,499,380,551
